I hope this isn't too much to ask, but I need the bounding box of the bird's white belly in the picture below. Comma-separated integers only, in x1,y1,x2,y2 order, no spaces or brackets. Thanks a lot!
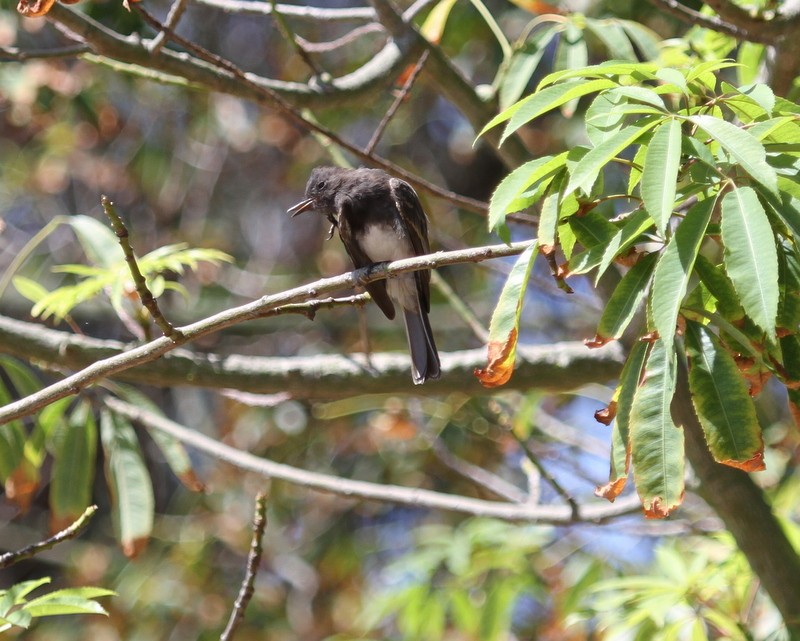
358,224,412,262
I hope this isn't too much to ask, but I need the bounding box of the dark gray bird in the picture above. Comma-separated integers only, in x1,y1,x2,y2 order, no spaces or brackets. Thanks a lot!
288,166,440,384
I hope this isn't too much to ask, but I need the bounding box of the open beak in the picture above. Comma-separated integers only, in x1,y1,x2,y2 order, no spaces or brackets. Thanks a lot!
288,198,315,217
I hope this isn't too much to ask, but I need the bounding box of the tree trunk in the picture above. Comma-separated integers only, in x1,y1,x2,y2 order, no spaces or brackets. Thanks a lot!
674,357,800,634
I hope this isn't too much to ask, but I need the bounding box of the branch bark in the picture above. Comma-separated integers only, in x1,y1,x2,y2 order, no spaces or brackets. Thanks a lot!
105,396,642,524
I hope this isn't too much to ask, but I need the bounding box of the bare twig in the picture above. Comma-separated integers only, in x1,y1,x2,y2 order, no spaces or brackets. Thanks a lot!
366,49,428,154
514,435,580,519
430,439,528,503
296,24,385,53
191,0,377,21
0,505,98,569
220,491,268,641
0,43,90,61
269,0,327,77
148,0,190,55
0,241,535,424
101,196,182,341
105,396,642,523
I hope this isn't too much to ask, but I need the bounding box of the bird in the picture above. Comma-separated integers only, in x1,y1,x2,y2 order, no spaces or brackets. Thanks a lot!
288,166,441,384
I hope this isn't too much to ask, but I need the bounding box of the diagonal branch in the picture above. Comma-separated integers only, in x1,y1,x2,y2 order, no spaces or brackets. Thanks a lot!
0,241,535,424
105,396,642,524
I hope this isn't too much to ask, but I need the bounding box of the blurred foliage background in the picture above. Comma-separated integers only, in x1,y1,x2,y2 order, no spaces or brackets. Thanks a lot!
1,0,800,639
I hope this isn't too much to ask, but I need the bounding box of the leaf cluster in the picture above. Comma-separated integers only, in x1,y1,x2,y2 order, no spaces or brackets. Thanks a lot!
482,59,800,516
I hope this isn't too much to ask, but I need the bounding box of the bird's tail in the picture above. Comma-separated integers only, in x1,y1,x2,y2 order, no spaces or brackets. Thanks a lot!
402,308,441,384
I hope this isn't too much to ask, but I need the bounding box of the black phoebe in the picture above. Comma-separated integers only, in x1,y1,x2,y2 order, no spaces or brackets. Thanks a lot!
288,166,441,384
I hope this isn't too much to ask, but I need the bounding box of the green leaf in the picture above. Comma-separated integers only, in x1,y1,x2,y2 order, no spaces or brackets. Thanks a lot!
487,153,568,230
688,115,778,193
23,587,114,618
12,276,49,305
650,198,714,352
629,339,684,518
584,18,636,60
685,321,764,471
554,22,588,116
641,119,682,233
539,60,658,88
566,121,658,196
537,172,566,248
596,253,657,342
50,401,97,529
499,26,557,109
100,409,154,557
693,255,745,322
490,79,617,142
720,186,779,338
475,244,538,388
596,341,648,501
65,215,123,268
619,21,661,60
595,208,654,283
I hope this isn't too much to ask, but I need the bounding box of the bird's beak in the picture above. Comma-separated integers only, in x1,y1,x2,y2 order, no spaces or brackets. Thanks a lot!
288,198,315,217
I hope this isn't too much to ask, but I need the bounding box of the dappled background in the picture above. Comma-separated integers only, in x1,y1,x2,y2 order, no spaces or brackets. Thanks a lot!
2,0,799,639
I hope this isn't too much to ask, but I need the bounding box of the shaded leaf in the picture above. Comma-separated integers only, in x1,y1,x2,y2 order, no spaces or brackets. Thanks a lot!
100,409,154,557
685,321,764,471
50,402,97,533
594,253,657,344
596,341,648,501
629,339,684,518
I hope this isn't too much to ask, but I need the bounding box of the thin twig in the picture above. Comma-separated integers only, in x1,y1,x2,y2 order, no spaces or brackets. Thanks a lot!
101,196,183,341
220,491,268,641
514,435,580,520
0,240,535,425
430,271,489,343
270,0,327,77
0,505,98,569
148,0,190,55
366,49,428,154
0,44,90,61
105,396,642,523
296,24,385,53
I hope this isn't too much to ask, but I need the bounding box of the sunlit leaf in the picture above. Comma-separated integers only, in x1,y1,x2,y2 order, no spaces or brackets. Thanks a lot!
499,26,558,109
650,198,714,352
475,244,538,387
487,153,568,229
720,187,779,338
565,121,659,196
641,118,682,233
65,215,124,268
688,115,778,193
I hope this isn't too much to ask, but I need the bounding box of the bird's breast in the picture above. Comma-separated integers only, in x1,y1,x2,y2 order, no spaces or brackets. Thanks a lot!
357,223,413,262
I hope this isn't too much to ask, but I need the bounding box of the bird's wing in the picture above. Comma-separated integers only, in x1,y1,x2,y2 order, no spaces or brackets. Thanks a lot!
336,193,396,320
390,178,431,313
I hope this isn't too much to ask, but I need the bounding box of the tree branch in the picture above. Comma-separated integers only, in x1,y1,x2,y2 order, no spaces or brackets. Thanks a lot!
105,396,642,524
219,491,268,641
0,505,98,569
0,242,563,423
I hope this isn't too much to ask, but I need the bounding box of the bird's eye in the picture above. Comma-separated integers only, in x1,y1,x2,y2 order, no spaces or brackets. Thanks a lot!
316,180,326,190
